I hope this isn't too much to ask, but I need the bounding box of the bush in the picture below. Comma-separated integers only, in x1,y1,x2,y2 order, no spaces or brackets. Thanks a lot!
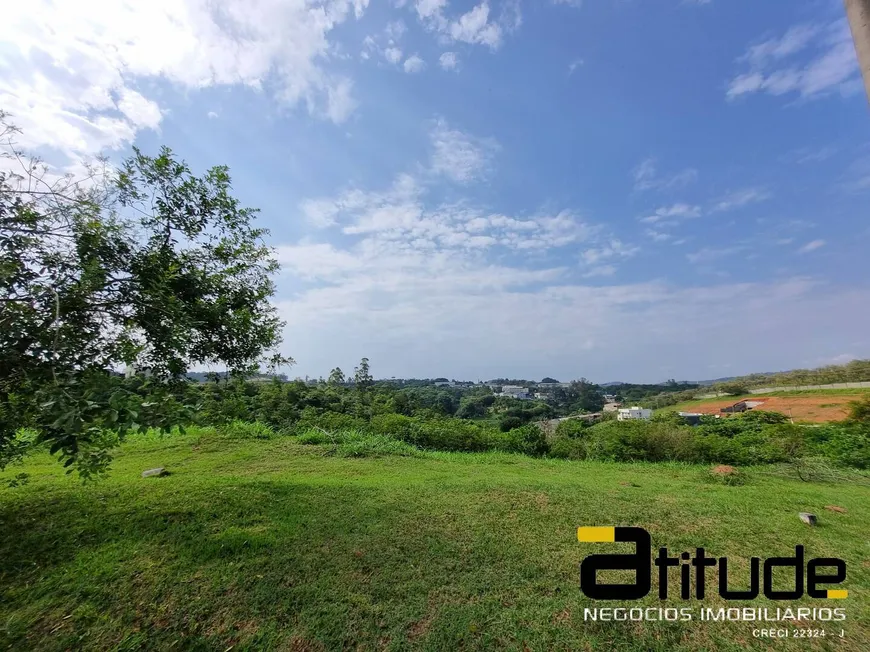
499,416,524,432
296,410,369,433
554,419,590,439
370,415,493,452
847,396,870,423
549,437,586,460
370,413,422,441
415,419,492,452
296,428,422,458
502,424,549,457
584,421,695,462
804,423,870,469
219,420,277,439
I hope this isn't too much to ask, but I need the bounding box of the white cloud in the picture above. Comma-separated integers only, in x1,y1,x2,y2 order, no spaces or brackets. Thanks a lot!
581,240,639,265
403,54,426,73
207,111,219,119
686,246,745,264
413,0,507,50
385,20,407,40
639,203,702,224
645,229,673,242
116,89,162,131
450,3,502,49
439,52,459,71
385,47,404,65
416,0,448,21
727,20,861,100
0,0,367,166
798,239,826,254
633,158,698,192
429,118,498,183
276,254,870,383
710,188,771,213
568,59,584,75
583,265,617,278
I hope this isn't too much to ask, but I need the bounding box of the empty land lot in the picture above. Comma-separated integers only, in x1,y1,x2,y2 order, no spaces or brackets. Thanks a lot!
668,390,870,423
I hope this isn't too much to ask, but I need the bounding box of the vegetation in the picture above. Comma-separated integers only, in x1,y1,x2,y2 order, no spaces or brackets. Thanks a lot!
1,113,288,477
2,430,868,652
703,360,870,392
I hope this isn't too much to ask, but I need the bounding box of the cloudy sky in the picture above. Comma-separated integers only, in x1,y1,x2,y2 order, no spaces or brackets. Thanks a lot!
3,0,869,382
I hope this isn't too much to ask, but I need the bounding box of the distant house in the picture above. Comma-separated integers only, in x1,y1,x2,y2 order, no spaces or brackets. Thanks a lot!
499,385,531,400
617,406,652,421
603,394,617,401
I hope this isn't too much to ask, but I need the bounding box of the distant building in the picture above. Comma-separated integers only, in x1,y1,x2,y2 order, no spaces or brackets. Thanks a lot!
678,412,704,426
617,406,652,421
499,385,531,400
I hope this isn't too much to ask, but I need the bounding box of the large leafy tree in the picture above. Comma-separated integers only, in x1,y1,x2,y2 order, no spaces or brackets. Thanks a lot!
0,112,290,475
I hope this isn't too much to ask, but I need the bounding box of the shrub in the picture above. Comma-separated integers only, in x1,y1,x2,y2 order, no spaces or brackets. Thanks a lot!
549,437,586,460
296,410,369,433
503,424,549,457
847,396,870,423
499,416,524,432
296,428,422,458
370,413,423,442
219,420,277,439
415,419,492,452
584,421,695,462
807,424,870,469
554,419,590,439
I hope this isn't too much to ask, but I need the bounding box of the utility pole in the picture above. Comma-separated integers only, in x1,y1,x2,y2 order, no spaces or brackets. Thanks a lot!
845,0,870,102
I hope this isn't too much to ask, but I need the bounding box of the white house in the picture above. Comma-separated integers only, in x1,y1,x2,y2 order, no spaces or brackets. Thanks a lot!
499,385,531,400
617,406,652,421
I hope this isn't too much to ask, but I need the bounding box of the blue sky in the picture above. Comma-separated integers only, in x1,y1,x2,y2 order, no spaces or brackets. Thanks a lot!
3,0,869,382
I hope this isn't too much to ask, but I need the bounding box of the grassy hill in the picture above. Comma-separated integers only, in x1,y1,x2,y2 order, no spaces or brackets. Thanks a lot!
1,430,868,651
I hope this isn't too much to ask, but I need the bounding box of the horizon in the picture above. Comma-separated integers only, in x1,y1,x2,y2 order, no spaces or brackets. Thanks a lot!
4,0,870,384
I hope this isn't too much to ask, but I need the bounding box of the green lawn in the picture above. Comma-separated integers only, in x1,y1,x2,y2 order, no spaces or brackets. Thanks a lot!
1,430,868,651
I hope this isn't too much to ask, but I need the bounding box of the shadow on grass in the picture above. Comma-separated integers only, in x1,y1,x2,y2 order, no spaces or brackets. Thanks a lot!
0,475,827,652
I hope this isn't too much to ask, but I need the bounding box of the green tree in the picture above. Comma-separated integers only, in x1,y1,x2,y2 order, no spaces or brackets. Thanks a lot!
0,113,290,475
328,367,345,385
716,383,749,396
354,358,373,391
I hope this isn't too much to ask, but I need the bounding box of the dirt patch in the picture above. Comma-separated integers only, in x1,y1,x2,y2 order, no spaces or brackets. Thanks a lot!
681,396,853,423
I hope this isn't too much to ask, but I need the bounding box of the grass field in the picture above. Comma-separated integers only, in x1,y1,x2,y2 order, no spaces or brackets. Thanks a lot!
1,430,868,651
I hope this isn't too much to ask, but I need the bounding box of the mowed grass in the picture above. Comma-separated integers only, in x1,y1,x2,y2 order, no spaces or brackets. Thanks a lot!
1,430,869,651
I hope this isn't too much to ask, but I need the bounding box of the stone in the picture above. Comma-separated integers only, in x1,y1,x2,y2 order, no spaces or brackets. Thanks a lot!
798,512,817,526
141,467,168,478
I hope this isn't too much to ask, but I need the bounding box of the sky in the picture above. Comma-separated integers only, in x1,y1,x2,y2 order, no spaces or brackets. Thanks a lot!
2,0,870,383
